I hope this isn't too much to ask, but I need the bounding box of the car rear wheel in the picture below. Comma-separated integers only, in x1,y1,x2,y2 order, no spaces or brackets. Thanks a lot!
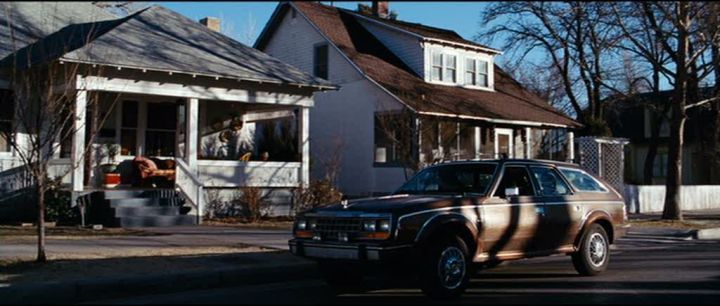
572,223,610,276
419,235,470,299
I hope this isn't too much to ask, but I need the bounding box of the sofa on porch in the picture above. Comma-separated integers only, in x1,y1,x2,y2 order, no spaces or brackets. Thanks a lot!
132,156,176,188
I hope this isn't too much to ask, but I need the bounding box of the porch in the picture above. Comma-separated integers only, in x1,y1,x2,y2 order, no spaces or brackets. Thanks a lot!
66,70,316,224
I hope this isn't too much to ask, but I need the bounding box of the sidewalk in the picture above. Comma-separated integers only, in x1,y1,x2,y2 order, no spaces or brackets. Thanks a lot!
628,209,720,240
0,226,308,304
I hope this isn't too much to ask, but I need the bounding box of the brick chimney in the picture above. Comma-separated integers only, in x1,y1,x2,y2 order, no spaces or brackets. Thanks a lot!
199,17,221,32
372,1,389,19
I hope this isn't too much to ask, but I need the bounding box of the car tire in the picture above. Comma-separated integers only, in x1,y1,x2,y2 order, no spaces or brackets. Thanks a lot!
572,223,610,276
419,235,470,299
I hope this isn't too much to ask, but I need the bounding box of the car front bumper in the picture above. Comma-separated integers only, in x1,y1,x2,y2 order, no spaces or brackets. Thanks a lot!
288,239,412,261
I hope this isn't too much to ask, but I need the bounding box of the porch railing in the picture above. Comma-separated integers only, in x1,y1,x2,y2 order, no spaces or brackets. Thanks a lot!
175,158,204,224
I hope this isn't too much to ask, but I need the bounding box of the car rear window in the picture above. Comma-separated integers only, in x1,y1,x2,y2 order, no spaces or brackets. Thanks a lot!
558,168,608,192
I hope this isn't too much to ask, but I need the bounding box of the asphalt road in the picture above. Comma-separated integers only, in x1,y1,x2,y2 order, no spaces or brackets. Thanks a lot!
91,231,720,305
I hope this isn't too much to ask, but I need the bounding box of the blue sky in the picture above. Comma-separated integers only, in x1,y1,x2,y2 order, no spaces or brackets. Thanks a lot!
159,1,493,47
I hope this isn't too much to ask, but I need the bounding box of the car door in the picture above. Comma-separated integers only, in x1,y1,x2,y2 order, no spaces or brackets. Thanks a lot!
481,164,544,259
528,165,579,251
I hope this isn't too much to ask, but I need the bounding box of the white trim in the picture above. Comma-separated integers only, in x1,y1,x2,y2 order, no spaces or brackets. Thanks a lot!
494,128,513,159
186,98,199,171
524,127,532,159
416,110,571,129
197,160,301,168
474,126,481,159
61,58,336,91
299,107,310,186
78,76,315,107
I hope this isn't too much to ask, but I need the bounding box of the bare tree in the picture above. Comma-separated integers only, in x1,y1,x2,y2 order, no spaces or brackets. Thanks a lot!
611,2,719,220
1,10,122,261
479,2,623,134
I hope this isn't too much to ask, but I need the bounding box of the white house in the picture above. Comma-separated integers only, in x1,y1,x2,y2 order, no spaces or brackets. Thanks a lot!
255,1,581,197
0,3,335,225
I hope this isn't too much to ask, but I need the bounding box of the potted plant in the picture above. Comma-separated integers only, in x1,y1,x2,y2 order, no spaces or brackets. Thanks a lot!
99,144,121,188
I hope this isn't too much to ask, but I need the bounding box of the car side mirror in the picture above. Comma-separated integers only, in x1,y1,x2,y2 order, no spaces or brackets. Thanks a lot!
504,187,520,198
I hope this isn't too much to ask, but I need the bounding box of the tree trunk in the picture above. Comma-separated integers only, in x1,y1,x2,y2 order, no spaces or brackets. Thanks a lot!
662,2,688,221
36,179,47,262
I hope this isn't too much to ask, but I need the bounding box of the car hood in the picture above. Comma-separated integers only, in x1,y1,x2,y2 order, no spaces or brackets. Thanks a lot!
303,194,462,216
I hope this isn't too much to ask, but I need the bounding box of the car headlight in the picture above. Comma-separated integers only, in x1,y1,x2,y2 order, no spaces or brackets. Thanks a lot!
378,219,390,232
296,219,307,230
363,220,376,232
308,219,317,230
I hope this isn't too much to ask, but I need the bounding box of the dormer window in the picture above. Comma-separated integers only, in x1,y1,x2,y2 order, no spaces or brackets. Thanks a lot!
431,52,457,83
465,58,489,87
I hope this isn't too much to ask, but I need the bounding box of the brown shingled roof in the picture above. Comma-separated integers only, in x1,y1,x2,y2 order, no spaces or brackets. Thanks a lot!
291,1,580,128
340,7,499,52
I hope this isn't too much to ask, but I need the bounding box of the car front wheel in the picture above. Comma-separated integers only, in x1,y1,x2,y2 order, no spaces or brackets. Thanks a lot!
572,223,610,276
419,235,470,299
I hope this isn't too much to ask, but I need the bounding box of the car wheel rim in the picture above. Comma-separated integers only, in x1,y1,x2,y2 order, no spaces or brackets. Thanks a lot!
588,232,607,267
437,246,465,289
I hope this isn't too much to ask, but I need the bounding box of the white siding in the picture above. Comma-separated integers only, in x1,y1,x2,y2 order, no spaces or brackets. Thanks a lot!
310,79,407,196
423,43,496,91
355,18,424,77
262,6,363,84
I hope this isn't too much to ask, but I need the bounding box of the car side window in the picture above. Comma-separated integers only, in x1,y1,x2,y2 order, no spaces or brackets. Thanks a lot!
529,167,570,196
559,168,608,192
494,166,535,197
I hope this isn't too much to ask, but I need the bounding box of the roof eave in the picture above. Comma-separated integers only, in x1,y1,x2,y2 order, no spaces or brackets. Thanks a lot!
60,58,338,91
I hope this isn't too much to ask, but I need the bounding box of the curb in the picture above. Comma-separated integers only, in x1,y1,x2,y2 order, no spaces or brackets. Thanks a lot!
0,261,317,304
692,227,720,240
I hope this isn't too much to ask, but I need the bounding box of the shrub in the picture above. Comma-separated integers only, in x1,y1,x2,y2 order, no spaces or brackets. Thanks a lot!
293,179,343,214
236,186,272,222
44,177,79,225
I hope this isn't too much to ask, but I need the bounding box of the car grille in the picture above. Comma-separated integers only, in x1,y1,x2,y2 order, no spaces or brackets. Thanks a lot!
314,218,363,241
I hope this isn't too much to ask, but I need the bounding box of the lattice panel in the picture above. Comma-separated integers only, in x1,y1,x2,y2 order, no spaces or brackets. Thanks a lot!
601,143,625,192
577,138,600,176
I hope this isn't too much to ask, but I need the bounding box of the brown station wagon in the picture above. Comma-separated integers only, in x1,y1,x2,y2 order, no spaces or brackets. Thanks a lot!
289,159,629,298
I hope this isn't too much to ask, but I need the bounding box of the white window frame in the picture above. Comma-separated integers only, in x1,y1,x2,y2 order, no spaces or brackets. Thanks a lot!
463,57,490,89
444,54,457,83
431,52,443,82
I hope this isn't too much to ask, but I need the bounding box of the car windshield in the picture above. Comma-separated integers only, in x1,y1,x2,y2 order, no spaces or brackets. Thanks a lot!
395,163,497,195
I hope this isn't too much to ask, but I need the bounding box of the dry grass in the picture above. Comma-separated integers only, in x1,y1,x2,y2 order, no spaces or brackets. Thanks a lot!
629,219,720,230
0,225,161,238
203,216,294,230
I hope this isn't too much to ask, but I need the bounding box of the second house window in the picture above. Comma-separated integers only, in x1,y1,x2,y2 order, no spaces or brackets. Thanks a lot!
313,44,328,79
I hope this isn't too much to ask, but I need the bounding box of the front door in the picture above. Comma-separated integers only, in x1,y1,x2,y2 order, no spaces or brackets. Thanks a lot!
495,128,513,159
481,165,542,260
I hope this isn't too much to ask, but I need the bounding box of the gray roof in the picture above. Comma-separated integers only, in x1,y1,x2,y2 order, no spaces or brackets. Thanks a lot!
0,5,335,89
0,2,116,59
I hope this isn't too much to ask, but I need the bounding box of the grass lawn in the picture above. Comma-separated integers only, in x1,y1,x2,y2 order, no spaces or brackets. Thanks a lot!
0,225,163,240
628,219,720,230
203,216,294,230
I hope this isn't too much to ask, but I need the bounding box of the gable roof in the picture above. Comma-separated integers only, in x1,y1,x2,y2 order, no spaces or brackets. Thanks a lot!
0,2,116,60
260,2,579,128
0,5,335,89
341,8,501,54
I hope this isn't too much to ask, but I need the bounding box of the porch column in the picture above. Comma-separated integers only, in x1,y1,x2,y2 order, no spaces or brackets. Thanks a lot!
186,98,199,170
299,107,310,186
71,90,87,192
525,127,532,159
474,126,481,159
567,131,575,163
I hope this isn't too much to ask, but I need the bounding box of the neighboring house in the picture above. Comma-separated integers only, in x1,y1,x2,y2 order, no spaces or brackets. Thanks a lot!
606,88,717,185
255,1,581,197
0,2,334,224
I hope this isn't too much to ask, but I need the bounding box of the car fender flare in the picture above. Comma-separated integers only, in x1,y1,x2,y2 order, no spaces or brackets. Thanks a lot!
414,213,479,245
575,210,614,247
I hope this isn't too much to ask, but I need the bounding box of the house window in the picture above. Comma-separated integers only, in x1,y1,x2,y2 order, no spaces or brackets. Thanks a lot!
444,54,457,83
464,58,476,86
145,102,177,157
477,60,489,87
374,113,411,165
313,44,328,79
653,152,668,178
120,100,138,156
0,90,14,152
431,52,443,81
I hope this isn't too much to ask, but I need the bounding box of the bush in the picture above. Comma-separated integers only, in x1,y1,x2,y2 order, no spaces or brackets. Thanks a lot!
44,177,79,225
234,187,272,222
293,179,343,214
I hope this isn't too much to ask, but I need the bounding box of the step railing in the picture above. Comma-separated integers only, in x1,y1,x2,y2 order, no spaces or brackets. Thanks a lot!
175,158,204,224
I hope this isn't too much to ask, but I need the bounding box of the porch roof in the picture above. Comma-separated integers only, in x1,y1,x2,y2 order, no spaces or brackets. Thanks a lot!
0,5,336,90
